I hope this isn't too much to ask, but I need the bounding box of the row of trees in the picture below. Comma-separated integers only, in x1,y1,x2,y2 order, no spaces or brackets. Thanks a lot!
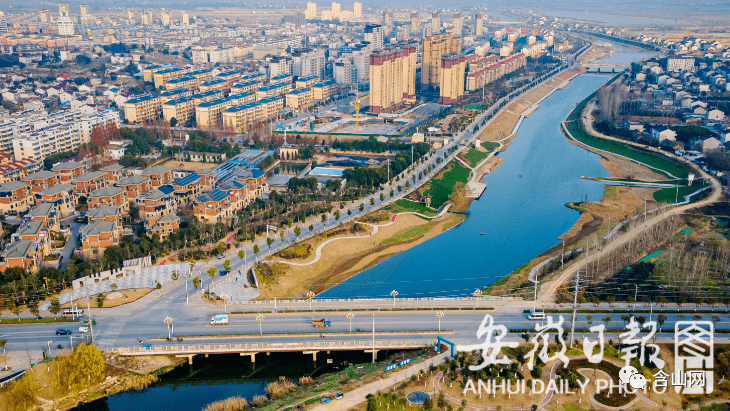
343,142,430,188
332,136,413,153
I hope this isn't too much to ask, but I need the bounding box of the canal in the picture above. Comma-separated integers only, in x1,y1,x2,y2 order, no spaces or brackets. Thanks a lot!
322,51,654,299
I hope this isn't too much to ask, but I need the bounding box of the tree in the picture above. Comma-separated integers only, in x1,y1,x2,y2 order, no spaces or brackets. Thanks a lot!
266,237,274,250
586,315,593,327
347,209,352,216
380,193,385,201
366,396,377,411
223,260,231,271
28,300,39,317
334,211,340,220
192,277,200,290
217,242,226,255
603,316,612,328
309,224,314,232
657,314,667,330
110,283,118,292
370,198,375,205
359,203,365,212
423,397,434,410
5,373,38,411
208,268,216,278
49,298,61,318
253,244,260,257
75,55,91,65
321,214,327,223
238,250,245,260
170,117,178,127
438,393,446,408
280,231,285,242
96,294,105,308
171,271,179,281
294,227,301,238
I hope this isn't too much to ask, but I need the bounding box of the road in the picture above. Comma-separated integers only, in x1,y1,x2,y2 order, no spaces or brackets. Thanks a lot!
58,216,82,269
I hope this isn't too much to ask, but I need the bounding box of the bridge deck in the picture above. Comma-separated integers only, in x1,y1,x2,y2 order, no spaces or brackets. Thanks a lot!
108,339,434,356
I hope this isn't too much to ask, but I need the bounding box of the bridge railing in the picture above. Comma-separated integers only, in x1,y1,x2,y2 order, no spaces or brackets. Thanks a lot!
108,339,434,355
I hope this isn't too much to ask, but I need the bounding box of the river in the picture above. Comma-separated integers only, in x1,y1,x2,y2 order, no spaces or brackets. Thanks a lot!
322,51,654,299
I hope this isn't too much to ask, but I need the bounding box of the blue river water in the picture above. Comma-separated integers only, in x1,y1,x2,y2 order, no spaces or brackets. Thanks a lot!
322,74,614,299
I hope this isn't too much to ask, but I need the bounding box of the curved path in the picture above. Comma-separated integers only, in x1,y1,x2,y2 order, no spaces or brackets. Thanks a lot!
274,204,452,267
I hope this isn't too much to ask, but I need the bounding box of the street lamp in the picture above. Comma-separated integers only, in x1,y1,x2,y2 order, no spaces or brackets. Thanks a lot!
390,290,398,309
473,289,482,308
307,290,315,311
256,313,264,336
347,312,355,334
164,316,173,340
436,311,444,333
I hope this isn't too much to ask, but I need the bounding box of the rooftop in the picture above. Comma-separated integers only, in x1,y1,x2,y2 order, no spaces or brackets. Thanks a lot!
37,183,74,196
88,186,124,198
86,205,119,220
117,175,149,185
25,202,55,218
79,220,116,236
1,240,34,259
15,220,44,237
142,165,170,176
0,181,27,192
52,161,85,171
23,170,57,181
74,170,106,182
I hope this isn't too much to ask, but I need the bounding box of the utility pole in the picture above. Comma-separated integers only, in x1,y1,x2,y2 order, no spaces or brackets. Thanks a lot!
561,241,565,268
371,313,375,364
634,284,639,311
85,287,94,346
570,270,579,348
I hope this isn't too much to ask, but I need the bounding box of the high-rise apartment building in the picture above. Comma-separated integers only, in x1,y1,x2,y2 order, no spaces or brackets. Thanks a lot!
292,48,326,79
431,11,441,33
182,12,189,25
453,12,463,37
364,23,384,51
161,11,171,26
439,53,467,105
369,42,417,114
79,4,91,25
334,58,353,85
39,10,50,23
306,2,317,20
354,2,362,18
57,3,75,36
421,33,462,91
331,2,341,20
383,10,394,35
475,13,484,36
410,12,419,33
126,9,135,25
0,12,8,34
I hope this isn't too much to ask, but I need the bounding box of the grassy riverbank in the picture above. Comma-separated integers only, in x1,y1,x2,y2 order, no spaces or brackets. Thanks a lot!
422,161,470,209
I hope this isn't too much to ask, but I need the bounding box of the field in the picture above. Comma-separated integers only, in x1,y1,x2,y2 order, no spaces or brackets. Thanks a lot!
61,289,153,309
480,141,500,152
380,225,434,246
564,108,689,179
423,161,470,209
461,148,488,167
385,199,439,217
653,180,710,203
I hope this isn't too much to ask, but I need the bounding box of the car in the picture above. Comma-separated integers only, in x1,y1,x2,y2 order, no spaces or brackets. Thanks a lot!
78,326,90,333
320,398,331,405
335,392,343,400
55,328,72,335
219,270,229,276
216,254,225,259
59,227,69,233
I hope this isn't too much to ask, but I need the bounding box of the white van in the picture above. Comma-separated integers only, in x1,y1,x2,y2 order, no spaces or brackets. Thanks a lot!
528,312,545,320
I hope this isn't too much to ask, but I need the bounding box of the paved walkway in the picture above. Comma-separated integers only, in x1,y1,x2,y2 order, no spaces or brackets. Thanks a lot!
310,352,449,411
274,205,452,268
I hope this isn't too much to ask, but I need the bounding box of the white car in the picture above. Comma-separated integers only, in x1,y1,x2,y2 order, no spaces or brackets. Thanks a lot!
78,326,90,333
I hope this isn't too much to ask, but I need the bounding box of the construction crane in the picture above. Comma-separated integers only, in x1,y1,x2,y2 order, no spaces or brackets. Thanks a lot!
349,92,369,132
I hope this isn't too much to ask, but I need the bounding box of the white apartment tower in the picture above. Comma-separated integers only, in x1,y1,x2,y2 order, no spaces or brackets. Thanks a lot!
306,2,317,20
475,13,484,36
453,12,463,36
411,12,419,33
364,23,384,51
331,2,341,20
354,2,362,18
431,11,441,33
57,3,75,36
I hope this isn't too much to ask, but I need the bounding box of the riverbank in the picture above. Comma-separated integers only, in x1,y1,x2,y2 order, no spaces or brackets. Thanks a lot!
256,208,465,299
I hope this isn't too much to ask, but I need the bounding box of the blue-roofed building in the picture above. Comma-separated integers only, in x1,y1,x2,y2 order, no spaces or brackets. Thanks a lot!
138,185,179,230
171,172,201,202
194,180,250,223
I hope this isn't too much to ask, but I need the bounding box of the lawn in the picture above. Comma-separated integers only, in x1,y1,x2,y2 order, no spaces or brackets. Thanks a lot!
381,225,434,246
564,102,689,179
424,161,470,209
386,199,439,217
653,180,710,203
480,141,500,152
462,148,488,167
0,317,77,325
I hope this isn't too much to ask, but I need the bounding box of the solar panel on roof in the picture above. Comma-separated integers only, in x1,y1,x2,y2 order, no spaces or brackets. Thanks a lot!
174,172,200,186
209,189,228,202
158,185,175,194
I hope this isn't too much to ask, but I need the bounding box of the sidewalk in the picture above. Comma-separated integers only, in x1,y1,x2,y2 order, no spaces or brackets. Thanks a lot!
310,352,449,411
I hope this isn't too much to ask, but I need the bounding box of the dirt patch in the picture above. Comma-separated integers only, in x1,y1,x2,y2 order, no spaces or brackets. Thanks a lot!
61,288,153,309
105,354,181,375
506,98,532,115
161,160,217,172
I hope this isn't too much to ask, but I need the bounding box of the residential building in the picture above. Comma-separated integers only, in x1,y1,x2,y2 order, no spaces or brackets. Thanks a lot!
221,97,284,131
115,175,151,200
439,53,467,104
52,161,87,183
0,240,41,273
269,57,293,78
431,11,441,33
142,165,172,188
292,48,327,79
256,83,292,101
153,68,186,89
79,220,119,258
24,202,59,233
667,57,695,72
149,214,180,240
313,80,337,101
160,88,192,104
194,182,248,223
163,96,196,125
286,88,314,111
475,13,484,36
73,171,107,195
100,164,124,184
354,2,362,18
138,186,177,228
364,24,384,51
411,12,419,33
171,172,202,203
0,181,31,213
123,95,162,123
422,34,462,91
369,43,418,114
453,12,463,37
87,186,128,212
34,183,75,216
22,170,58,193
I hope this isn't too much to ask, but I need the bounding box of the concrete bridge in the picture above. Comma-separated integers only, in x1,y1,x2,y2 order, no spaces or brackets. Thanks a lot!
584,64,629,73
107,339,435,364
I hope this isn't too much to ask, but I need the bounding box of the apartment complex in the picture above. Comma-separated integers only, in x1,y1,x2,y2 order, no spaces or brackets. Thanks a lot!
421,34,463,91
369,42,417,114
439,53,467,105
123,94,162,123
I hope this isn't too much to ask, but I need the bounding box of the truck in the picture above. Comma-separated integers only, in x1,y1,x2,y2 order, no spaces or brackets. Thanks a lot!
312,318,331,328
210,314,229,325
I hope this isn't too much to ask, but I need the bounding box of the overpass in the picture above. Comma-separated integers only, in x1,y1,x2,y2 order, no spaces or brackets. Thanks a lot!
107,338,434,364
